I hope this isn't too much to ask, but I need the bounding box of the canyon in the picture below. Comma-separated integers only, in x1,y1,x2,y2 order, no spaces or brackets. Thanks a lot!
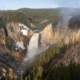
0,14,80,79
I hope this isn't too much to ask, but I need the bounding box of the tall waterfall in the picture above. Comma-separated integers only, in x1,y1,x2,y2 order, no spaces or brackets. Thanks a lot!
27,33,40,58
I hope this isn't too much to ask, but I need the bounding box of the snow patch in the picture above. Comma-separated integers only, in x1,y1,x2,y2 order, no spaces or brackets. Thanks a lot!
21,29,28,36
19,23,29,29
18,23,33,36
14,41,25,50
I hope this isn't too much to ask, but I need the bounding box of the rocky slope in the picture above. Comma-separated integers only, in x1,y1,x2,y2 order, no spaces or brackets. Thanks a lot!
0,22,34,78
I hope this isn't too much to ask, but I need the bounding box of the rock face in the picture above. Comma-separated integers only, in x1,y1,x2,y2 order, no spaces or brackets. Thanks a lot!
12,49,25,60
40,24,54,47
40,17,80,48
6,22,34,60
0,22,34,78
64,28,80,44
6,22,33,46
40,22,66,48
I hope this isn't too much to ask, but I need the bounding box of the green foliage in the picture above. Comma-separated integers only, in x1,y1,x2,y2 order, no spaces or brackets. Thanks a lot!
0,11,33,29
0,8,80,31
23,61,80,80
5,36,13,50
37,66,43,79
0,8,60,30
22,40,80,80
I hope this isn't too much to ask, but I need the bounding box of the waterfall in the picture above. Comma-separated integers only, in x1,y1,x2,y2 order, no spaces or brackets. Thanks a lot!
20,33,41,75
23,32,49,62
27,33,40,58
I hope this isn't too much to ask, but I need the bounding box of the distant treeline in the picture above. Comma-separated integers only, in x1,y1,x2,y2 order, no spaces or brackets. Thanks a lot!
0,11,34,29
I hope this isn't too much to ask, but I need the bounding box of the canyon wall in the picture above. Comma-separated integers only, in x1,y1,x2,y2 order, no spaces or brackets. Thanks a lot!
40,16,80,48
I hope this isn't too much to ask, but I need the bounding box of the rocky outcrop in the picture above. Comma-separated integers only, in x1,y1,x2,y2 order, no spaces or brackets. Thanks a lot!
30,23,35,27
40,24,54,47
40,19,48,24
63,28,80,44
6,22,34,60
6,22,33,45
8,68,16,78
12,49,25,61
40,23,66,48
1,67,16,78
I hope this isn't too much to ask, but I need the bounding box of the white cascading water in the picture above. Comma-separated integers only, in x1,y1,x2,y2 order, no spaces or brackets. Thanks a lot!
21,32,48,75
21,33,40,74
27,33,40,58
24,32,49,62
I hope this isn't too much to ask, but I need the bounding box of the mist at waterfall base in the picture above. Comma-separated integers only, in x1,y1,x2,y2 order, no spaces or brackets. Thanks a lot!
25,13,72,60
24,33,49,61
18,33,49,76
27,46,44,58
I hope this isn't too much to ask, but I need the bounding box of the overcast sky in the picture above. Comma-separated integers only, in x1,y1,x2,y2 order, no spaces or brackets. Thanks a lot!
0,0,80,10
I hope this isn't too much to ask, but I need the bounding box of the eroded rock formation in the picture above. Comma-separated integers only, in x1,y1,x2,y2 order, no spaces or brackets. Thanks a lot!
6,22,33,46
40,16,80,48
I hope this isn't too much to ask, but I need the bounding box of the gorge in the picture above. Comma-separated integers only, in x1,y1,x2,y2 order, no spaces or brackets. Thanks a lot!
0,8,80,80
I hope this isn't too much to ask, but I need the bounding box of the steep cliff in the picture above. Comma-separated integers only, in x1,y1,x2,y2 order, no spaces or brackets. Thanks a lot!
6,22,34,60
40,16,80,48
40,19,67,47
0,22,34,78
6,22,33,47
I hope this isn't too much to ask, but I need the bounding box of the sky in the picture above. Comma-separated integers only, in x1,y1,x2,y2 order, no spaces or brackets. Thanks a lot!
0,0,80,10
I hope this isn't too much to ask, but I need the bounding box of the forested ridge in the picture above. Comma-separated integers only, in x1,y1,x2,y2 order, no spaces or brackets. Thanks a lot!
0,11,34,29
0,8,60,30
